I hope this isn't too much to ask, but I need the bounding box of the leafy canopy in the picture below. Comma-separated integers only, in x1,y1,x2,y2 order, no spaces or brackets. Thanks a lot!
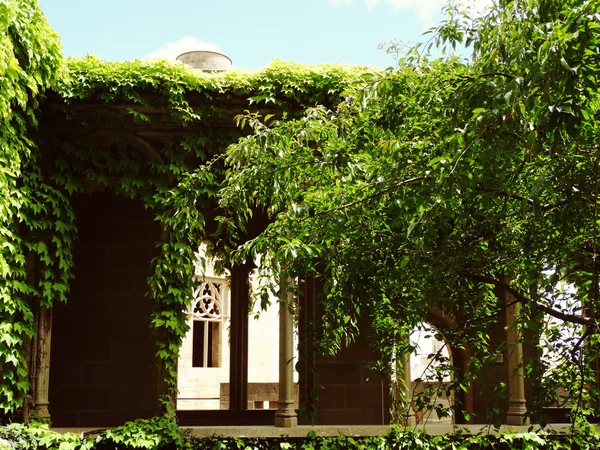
221,0,600,422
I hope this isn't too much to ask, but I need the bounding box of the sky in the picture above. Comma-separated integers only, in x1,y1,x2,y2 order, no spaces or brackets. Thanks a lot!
38,0,489,70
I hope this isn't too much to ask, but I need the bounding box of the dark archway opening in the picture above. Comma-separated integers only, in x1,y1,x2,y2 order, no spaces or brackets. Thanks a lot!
49,192,161,427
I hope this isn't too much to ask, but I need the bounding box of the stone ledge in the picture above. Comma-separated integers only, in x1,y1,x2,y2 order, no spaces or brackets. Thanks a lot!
51,423,579,438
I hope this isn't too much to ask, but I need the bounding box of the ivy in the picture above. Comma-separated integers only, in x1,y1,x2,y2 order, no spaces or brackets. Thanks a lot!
59,56,364,112
0,0,367,419
0,0,62,417
1,421,600,450
47,57,362,411
7,0,597,430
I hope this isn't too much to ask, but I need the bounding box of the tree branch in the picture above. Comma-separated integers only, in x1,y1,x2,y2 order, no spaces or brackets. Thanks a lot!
461,72,516,81
474,184,569,211
461,296,521,328
446,121,497,183
310,176,428,218
463,273,597,327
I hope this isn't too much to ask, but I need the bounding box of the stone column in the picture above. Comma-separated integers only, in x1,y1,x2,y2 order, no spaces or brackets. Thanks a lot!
461,348,475,424
505,289,528,425
33,306,53,420
400,353,416,426
275,278,298,427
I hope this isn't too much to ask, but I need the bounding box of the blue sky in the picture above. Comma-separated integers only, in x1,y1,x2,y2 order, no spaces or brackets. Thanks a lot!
38,0,487,70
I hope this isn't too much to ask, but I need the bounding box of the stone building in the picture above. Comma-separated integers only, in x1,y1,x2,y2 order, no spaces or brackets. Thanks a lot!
22,51,534,429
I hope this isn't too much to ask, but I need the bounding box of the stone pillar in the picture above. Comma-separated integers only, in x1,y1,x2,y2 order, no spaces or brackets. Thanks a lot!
34,306,53,420
275,278,297,427
505,289,528,425
462,348,474,424
391,346,415,426
400,353,416,426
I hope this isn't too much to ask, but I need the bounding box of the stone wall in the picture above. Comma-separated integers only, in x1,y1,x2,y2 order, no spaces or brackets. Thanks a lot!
310,317,391,425
469,312,510,424
49,193,161,427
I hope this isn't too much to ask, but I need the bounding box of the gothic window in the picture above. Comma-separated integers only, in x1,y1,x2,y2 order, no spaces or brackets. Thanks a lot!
191,279,227,368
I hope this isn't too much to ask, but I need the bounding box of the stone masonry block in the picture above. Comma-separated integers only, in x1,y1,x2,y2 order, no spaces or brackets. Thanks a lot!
315,362,362,385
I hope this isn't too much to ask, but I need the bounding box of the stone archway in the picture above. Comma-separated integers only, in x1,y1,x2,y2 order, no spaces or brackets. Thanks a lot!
408,322,454,425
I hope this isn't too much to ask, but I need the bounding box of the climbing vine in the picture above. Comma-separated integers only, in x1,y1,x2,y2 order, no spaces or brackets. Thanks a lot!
0,0,63,417
50,56,363,413
4,0,600,436
2,419,600,450
0,0,365,419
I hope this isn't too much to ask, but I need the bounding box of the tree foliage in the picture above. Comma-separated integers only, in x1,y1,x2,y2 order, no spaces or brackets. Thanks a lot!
4,0,600,428
221,0,600,423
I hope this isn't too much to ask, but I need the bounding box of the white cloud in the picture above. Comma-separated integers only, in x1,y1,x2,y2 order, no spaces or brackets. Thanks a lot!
330,0,491,24
144,37,221,61
366,0,378,10
386,0,445,23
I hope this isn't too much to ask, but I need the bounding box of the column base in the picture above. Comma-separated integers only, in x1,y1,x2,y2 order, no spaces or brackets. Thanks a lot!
274,409,298,427
506,403,528,425
393,414,416,427
34,402,51,420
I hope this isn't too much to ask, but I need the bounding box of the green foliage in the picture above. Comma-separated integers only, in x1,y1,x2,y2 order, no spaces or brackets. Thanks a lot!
220,0,600,423
5,0,600,429
0,416,184,449
0,422,88,450
60,57,364,112
0,0,365,419
98,416,187,449
47,56,363,412
1,422,600,450
0,0,62,417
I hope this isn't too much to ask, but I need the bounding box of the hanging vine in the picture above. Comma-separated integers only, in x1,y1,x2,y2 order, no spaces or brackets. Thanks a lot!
0,0,364,418
0,0,63,417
